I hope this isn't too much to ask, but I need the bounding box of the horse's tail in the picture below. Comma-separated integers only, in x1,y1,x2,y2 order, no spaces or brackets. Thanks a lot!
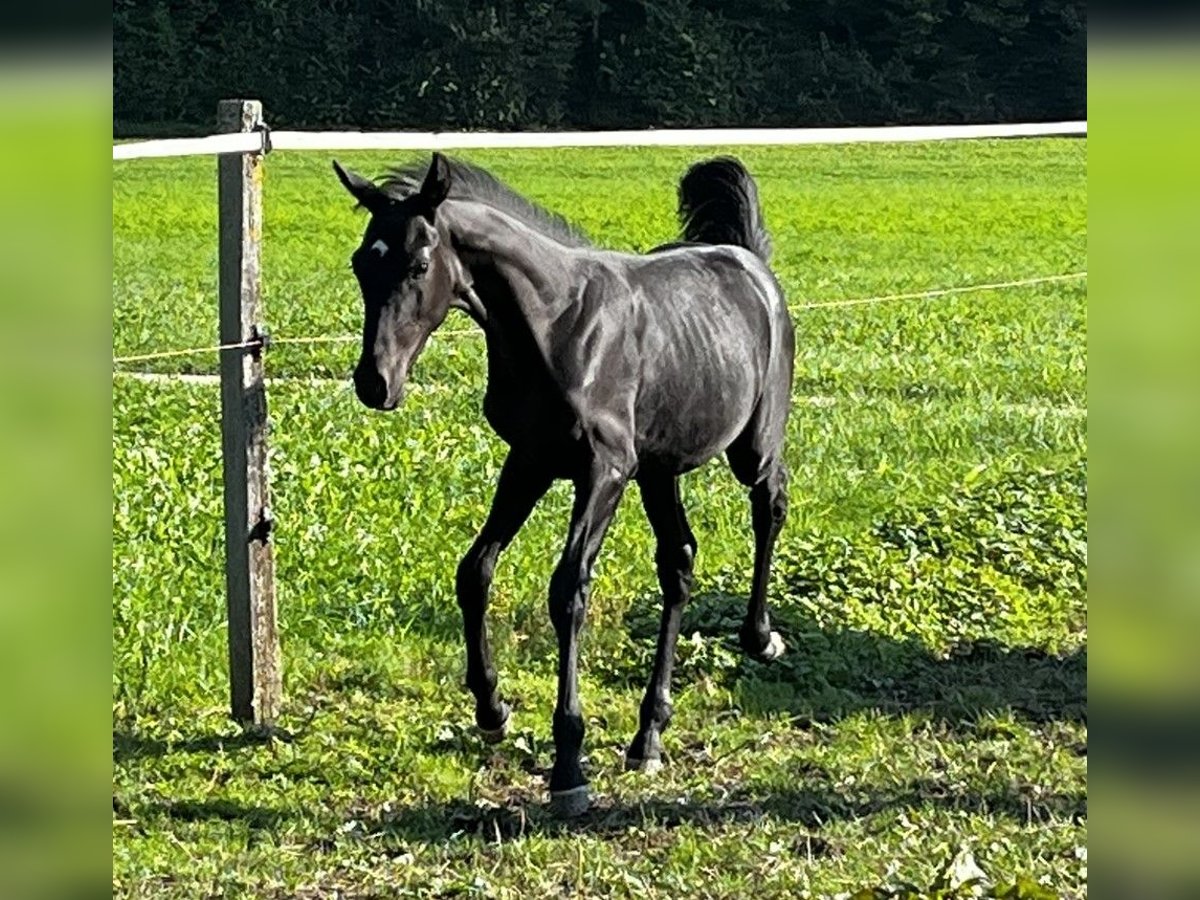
677,157,771,263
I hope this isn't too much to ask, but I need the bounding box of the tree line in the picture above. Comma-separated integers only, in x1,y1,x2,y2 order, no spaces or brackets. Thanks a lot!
114,0,1085,135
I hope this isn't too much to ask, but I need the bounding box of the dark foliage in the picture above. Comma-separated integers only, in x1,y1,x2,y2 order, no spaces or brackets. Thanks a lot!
113,0,1085,135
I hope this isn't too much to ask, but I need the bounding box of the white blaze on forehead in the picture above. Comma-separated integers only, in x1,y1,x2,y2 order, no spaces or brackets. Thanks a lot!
370,239,389,257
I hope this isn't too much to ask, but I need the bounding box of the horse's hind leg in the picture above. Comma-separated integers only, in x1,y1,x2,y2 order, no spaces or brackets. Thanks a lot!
727,437,789,662
626,471,697,774
457,452,553,740
742,461,788,660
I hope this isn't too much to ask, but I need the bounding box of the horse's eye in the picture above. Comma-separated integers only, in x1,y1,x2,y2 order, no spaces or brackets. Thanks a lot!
411,260,429,277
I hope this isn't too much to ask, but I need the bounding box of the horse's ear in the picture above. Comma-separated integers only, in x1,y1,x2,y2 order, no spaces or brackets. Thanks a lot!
419,152,452,211
332,159,389,214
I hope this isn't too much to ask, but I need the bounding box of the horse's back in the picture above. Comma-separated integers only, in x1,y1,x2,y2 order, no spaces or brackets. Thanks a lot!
521,243,791,476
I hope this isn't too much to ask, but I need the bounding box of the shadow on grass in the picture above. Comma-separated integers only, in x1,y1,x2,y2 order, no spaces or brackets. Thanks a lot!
601,590,1086,728
114,590,1084,765
125,763,1084,850
133,798,287,830
331,769,1085,850
113,728,285,763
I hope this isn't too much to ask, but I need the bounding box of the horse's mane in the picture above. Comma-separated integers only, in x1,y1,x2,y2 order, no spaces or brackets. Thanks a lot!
379,157,592,249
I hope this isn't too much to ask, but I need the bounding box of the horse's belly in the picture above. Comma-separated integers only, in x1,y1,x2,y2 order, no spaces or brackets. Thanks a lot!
634,366,759,471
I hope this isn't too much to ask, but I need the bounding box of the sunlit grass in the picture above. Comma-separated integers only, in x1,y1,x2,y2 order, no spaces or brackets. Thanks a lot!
112,140,1086,898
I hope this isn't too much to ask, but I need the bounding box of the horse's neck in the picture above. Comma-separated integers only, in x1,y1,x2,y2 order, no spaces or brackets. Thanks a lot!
448,201,574,298
445,201,577,364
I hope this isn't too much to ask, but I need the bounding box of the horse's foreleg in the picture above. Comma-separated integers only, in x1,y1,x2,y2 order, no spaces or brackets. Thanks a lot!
626,472,695,773
739,460,789,661
457,453,552,740
547,460,628,816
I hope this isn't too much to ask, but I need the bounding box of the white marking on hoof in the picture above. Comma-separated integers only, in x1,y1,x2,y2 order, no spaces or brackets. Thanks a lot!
478,713,510,744
624,755,663,775
760,630,786,661
549,785,591,818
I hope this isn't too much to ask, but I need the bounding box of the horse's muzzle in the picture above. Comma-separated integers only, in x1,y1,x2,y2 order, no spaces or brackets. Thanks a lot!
353,365,402,410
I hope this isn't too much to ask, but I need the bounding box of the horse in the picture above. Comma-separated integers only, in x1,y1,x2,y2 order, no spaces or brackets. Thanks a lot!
332,152,794,816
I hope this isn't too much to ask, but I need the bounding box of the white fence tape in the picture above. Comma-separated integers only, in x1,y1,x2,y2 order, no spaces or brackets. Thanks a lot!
114,121,1087,161
113,132,264,161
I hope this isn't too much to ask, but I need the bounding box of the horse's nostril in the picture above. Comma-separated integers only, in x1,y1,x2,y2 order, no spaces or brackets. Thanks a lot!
354,370,388,408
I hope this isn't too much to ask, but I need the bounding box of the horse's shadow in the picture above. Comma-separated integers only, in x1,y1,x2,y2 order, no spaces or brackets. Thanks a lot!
603,590,1086,727
352,766,1084,847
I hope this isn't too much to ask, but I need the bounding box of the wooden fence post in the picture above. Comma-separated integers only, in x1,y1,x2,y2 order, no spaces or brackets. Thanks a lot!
217,99,281,727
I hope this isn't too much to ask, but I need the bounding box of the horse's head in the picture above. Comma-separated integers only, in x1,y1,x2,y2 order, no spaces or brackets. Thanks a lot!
333,153,465,410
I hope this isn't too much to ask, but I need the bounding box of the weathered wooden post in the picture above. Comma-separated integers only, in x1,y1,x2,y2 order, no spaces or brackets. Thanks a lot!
217,99,281,727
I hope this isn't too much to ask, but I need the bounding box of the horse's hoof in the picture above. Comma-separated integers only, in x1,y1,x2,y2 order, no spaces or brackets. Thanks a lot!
477,705,511,743
758,630,786,662
549,784,591,818
624,754,663,775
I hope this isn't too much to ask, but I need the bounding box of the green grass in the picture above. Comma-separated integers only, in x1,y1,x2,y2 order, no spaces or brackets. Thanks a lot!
112,140,1086,898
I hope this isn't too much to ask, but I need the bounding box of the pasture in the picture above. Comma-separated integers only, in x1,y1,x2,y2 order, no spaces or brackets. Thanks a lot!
112,140,1087,897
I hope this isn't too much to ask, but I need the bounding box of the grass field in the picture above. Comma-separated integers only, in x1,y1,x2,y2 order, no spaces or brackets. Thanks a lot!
112,140,1087,898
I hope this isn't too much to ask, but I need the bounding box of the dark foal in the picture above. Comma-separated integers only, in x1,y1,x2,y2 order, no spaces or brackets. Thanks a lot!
334,153,794,815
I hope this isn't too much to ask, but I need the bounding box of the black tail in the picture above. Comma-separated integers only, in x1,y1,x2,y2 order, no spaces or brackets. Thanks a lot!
678,157,771,263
